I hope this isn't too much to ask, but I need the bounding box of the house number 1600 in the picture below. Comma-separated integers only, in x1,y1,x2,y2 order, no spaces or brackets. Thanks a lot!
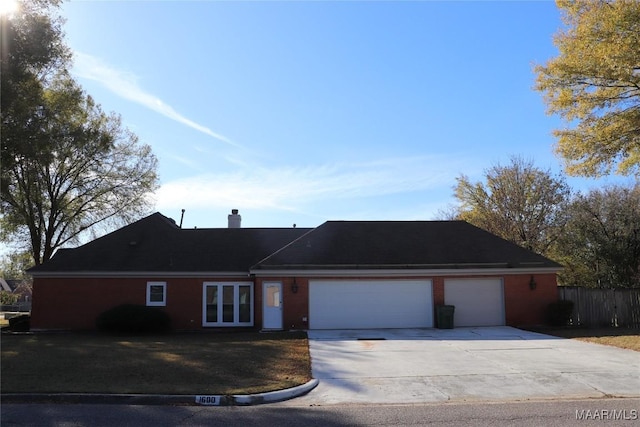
195,395,221,405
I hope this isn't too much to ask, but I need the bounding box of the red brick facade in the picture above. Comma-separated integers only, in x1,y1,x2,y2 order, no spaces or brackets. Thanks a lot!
31,277,247,331
31,273,558,331
503,273,558,325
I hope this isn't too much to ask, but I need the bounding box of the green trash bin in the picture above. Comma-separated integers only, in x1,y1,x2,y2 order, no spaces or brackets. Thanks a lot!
436,305,455,329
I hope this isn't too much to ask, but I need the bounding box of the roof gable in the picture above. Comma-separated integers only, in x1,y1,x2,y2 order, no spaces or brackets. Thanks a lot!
29,213,311,274
252,220,561,270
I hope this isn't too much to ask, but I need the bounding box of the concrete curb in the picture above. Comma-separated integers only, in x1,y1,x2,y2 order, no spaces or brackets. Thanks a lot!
233,378,319,405
1,379,319,406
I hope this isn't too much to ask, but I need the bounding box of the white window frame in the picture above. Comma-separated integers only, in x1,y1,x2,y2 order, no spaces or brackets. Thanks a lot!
146,281,167,306
202,282,253,327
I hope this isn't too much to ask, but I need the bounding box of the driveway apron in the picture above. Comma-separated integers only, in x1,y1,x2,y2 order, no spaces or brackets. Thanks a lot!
292,327,640,405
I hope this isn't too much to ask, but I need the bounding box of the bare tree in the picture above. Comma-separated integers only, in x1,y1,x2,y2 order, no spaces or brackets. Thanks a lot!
454,156,571,256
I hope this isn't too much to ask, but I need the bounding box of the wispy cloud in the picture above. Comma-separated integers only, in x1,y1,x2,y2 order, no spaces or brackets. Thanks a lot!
72,51,239,147
155,156,460,212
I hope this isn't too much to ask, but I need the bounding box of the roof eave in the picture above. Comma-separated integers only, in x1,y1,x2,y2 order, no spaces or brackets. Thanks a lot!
250,266,562,278
29,271,252,279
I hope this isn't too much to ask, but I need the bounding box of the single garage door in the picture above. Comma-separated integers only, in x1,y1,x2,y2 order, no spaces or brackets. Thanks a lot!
444,278,505,327
309,280,433,329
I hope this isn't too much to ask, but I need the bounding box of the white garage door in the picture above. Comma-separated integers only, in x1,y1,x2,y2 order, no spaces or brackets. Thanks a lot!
444,278,505,327
309,280,433,329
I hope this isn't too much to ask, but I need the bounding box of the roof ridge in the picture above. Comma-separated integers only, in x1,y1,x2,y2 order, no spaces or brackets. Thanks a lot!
179,227,314,231
323,220,466,223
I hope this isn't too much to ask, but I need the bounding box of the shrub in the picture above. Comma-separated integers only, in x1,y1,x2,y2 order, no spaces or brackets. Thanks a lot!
0,290,19,305
96,304,171,334
8,314,30,332
545,300,574,327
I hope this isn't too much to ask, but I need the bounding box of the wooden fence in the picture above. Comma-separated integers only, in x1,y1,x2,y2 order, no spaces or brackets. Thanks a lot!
558,286,640,328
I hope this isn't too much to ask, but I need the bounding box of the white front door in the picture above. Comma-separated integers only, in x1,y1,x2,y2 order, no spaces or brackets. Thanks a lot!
263,282,283,330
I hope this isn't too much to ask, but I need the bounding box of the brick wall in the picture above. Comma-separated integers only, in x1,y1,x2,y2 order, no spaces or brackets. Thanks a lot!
503,273,558,326
31,272,558,331
283,277,309,330
31,277,252,331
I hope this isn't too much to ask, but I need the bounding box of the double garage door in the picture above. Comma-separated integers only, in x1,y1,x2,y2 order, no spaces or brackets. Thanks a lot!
309,280,433,329
308,278,505,329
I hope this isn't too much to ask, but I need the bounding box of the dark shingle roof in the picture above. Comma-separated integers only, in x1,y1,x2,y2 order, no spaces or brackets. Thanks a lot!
29,215,561,275
29,213,312,274
251,220,561,270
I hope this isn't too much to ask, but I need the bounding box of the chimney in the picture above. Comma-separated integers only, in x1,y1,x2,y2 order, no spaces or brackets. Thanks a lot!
228,209,241,228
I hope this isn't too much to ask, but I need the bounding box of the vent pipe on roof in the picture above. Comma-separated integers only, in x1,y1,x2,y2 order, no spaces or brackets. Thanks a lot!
228,209,241,228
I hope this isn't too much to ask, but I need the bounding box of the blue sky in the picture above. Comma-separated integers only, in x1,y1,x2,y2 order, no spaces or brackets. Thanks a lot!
59,0,627,230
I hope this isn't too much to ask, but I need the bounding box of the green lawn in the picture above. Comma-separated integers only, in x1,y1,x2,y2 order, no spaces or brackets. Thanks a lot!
1,332,311,395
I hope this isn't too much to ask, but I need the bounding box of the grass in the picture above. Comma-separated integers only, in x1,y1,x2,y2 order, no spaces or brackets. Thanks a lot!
0,332,311,395
529,327,640,352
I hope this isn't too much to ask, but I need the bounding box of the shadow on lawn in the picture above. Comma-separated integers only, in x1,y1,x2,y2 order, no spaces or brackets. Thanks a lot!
0,331,312,395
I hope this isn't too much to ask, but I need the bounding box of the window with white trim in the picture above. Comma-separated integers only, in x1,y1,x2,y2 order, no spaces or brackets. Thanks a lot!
202,282,253,327
146,282,167,306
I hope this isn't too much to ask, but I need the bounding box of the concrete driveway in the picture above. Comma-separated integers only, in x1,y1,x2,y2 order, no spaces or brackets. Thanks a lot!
292,327,640,405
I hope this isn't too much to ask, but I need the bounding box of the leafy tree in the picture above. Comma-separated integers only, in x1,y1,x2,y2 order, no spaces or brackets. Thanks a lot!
555,184,640,288
1,75,159,265
0,251,33,280
1,2,159,265
535,0,640,177
0,0,68,76
0,250,33,305
0,291,20,306
454,157,571,256
1,0,70,173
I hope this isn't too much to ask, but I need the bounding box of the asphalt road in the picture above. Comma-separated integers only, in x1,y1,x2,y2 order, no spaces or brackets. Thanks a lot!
2,398,639,426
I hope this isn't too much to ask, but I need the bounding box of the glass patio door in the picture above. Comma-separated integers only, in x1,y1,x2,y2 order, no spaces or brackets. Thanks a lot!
203,282,253,326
